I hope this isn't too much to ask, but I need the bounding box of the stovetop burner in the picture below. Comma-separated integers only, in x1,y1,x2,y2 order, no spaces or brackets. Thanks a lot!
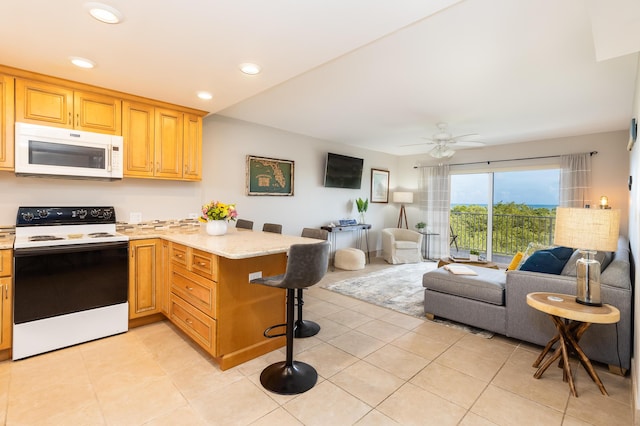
88,232,115,238
29,235,65,242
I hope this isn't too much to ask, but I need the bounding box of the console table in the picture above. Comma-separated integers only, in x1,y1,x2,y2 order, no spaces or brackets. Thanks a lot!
321,224,371,266
526,292,620,397
417,231,439,260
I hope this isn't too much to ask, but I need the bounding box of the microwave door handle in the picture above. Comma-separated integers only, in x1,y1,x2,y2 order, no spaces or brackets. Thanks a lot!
107,144,112,172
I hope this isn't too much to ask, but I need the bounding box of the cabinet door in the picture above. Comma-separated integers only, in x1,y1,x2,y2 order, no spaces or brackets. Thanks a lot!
0,75,14,170
74,90,121,135
154,108,183,179
15,79,73,128
0,277,11,351
160,240,170,316
129,239,161,319
123,101,155,177
183,114,202,181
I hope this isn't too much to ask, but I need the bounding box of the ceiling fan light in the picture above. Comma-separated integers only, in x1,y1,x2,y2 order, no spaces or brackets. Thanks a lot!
429,145,455,159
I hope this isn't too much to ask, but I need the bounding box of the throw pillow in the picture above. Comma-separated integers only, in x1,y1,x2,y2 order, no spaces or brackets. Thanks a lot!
507,252,524,271
561,250,614,276
519,246,575,274
516,242,553,270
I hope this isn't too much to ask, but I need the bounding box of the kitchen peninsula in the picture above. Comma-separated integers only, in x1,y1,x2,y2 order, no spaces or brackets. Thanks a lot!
129,227,324,370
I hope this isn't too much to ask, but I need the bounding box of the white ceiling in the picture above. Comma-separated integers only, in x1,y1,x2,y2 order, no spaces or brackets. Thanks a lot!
1,0,638,156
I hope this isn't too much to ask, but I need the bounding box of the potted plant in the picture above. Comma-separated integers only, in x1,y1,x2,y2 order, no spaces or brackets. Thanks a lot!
199,200,238,235
415,222,426,231
469,249,480,262
355,197,369,224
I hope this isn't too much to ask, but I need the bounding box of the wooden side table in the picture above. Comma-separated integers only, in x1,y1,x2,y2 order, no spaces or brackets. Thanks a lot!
526,292,620,397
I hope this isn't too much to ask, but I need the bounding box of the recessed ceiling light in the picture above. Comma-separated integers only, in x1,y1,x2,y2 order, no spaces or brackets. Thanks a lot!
197,92,213,100
84,2,123,24
239,63,261,75
69,57,96,69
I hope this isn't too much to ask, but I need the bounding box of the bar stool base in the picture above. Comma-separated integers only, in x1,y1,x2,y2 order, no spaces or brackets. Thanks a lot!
260,361,318,395
294,320,320,338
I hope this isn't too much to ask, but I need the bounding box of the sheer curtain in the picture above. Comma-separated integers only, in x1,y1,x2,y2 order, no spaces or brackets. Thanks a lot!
418,164,450,258
559,153,592,207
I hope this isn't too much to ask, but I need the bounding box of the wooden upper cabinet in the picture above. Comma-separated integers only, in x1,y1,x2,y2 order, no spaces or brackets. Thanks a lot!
15,79,121,135
74,90,121,134
154,108,183,179
0,75,14,170
183,114,202,181
123,101,155,177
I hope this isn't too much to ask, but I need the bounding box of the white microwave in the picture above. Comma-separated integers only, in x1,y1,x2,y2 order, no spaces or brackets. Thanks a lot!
15,122,123,180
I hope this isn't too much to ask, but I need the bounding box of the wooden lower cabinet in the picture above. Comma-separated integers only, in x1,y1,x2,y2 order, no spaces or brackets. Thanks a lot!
168,242,287,370
0,249,13,355
129,239,162,319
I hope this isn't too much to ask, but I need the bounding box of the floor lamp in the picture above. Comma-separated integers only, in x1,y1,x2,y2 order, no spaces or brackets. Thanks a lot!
393,192,413,229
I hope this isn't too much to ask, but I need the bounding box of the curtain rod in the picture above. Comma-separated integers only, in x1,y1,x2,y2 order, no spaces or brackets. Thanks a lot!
412,151,598,168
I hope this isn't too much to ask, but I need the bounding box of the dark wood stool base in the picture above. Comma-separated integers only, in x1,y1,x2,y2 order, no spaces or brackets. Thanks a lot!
260,361,318,395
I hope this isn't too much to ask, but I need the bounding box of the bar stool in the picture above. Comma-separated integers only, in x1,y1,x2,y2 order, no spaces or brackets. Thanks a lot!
296,228,329,338
250,241,330,394
236,219,254,230
262,223,282,234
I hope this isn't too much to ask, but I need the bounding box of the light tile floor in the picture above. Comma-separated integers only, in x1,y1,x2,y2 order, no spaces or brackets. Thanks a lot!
0,259,633,425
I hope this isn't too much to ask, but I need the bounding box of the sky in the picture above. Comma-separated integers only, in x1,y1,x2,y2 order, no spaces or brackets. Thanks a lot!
451,169,560,206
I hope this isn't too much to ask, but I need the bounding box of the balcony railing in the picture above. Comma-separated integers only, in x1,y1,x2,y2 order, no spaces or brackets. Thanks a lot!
450,211,556,259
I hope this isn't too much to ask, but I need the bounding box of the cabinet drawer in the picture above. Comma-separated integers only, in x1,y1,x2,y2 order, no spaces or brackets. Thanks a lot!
170,294,216,354
170,264,216,318
170,243,188,267
0,250,11,277
190,248,217,281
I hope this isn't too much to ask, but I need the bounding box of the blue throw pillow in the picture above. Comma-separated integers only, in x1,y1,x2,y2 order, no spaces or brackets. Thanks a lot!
519,246,574,274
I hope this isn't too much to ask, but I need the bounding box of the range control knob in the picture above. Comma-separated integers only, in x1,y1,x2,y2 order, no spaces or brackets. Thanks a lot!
103,209,113,219
37,209,49,218
91,209,101,217
21,212,34,222
77,209,87,219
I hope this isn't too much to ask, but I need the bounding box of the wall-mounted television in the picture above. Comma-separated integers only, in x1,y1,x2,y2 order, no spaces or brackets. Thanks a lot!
323,152,363,189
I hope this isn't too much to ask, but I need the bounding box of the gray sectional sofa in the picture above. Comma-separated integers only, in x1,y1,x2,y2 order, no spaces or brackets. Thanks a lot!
422,236,632,371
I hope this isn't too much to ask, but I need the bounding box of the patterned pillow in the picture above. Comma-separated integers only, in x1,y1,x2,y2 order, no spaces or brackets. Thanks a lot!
519,246,575,274
516,242,553,270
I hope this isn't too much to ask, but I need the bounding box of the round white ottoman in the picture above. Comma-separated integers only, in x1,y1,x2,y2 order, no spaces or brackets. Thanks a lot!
334,248,365,270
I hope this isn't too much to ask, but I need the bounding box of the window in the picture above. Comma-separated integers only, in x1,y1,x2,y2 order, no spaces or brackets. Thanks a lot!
451,169,559,262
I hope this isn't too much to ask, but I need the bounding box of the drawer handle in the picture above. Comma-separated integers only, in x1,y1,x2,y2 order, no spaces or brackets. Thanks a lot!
186,286,194,291
197,262,206,266
186,318,193,325
175,254,184,258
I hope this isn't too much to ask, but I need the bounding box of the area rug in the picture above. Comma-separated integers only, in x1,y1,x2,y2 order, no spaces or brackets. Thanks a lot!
321,262,494,338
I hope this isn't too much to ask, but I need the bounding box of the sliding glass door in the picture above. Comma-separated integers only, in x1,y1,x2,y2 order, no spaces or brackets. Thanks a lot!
450,169,559,262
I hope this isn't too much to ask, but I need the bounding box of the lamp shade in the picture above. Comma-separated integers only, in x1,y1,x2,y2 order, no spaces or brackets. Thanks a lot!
554,207,620,251
392,192,414,204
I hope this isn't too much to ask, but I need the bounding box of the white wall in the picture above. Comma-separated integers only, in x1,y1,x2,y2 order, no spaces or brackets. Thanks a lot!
628,54,640,421
394,130,631,237
202,115,400,250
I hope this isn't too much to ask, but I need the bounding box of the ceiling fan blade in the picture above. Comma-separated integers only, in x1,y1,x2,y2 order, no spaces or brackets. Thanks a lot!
451,133,479,140
452,141,485,147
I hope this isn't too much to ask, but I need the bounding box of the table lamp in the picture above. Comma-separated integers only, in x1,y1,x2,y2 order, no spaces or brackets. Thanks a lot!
393,192,413,229
553,207,620,306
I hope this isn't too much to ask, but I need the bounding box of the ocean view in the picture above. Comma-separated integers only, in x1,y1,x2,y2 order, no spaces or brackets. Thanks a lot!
451,203,558,211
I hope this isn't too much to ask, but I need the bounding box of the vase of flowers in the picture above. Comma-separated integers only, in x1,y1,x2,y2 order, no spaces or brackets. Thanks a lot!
356,197,369,224
199,201,237,236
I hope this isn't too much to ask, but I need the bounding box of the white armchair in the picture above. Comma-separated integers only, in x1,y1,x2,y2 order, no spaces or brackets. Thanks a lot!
381,228,423,264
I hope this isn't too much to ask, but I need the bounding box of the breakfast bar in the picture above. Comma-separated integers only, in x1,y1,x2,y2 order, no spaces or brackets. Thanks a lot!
156,227,324,370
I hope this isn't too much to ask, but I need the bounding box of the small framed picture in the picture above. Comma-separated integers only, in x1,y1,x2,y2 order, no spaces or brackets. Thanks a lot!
370,168,389,203
246,155,294,196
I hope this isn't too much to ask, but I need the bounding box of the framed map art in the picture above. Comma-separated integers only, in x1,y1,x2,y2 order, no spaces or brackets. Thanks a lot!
246,155,294,196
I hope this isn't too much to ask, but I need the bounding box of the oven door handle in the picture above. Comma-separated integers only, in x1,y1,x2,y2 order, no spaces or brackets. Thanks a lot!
14,241,129,257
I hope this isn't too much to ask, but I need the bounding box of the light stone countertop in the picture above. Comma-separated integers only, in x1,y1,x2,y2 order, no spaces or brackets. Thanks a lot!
0,235,13,250
124,225,325,259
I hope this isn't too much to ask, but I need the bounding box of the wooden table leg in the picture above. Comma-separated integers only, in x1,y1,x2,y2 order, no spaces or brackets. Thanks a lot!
562,323,609,396
533,334,560,368
550,316,578,397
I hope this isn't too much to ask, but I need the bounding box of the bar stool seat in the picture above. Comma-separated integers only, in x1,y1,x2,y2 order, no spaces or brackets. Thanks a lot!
250,241,330,394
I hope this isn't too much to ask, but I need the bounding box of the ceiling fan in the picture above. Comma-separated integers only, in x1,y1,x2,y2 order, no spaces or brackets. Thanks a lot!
402,122,485,158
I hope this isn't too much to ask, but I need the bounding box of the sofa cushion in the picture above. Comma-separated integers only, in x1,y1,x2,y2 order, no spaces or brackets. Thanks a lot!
517,242,553,269
423,266,506,305
395,241,419,249
561,249,613,276
519,246,574,274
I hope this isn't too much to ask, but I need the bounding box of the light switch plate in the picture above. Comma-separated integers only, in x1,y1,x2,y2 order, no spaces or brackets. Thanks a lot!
248,271,262,281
